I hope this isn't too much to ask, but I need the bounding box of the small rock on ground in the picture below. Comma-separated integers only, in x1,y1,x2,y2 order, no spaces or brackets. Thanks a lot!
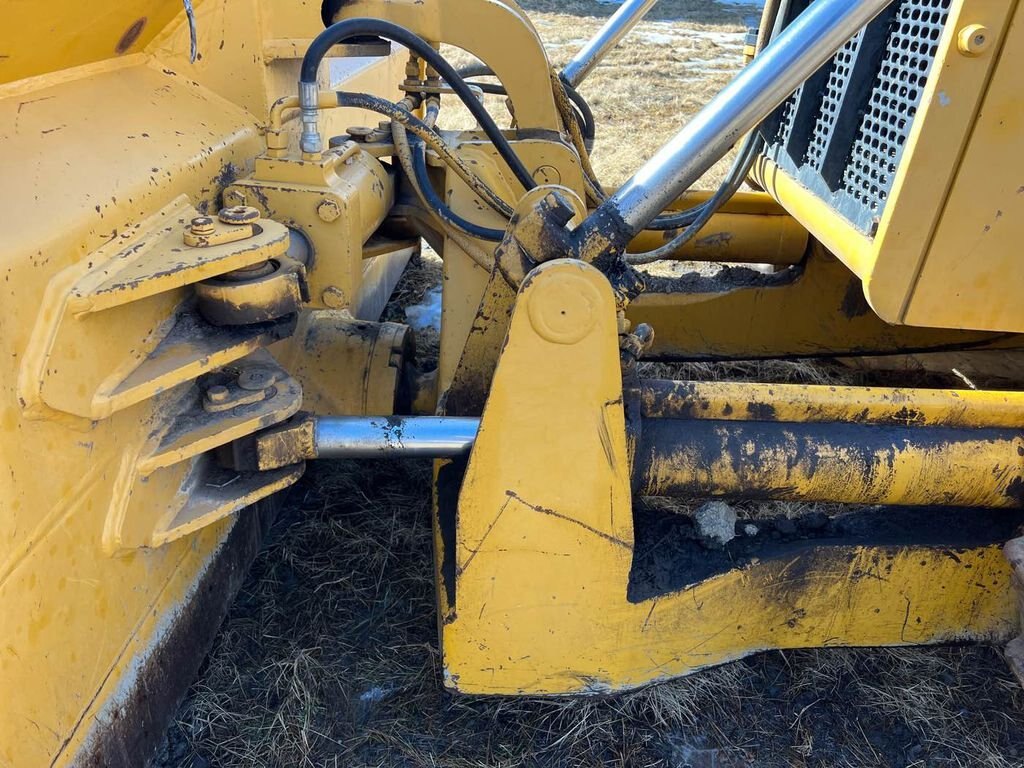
694,501,738,547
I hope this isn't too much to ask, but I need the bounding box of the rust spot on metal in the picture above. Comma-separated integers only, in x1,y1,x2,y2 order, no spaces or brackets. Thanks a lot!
115,17,148,55
694,231,733,249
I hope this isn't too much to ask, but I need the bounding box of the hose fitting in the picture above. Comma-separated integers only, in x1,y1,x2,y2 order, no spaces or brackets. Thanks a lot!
299,81,322,154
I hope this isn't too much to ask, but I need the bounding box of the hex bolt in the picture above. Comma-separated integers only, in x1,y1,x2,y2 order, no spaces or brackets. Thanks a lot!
321,286,346,308
958,24,990,56
317,199,342,222
190,216,216,236
205,384,230,403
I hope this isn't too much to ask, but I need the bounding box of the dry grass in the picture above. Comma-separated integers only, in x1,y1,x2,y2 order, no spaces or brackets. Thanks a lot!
438,0,753,187
157,441,1024,767
155,2,1024,766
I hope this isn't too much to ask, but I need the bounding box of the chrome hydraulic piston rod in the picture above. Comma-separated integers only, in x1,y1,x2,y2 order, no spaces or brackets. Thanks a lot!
573,0,897,250
561,0,659,88
314,416,479,458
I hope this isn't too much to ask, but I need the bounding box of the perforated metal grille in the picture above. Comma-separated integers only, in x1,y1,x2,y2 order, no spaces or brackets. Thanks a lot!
804,34,862,171
761,0,951,235
772,85,800,147
842,0,949,215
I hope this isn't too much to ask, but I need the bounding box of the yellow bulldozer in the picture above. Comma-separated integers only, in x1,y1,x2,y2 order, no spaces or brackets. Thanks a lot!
3,0,1023,764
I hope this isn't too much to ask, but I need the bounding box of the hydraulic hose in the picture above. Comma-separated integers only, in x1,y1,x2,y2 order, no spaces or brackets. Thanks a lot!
333,91,515,219
458,62,596,143
392,118,499,269
410,141,506,241
623,135,763,264
300,18,537,192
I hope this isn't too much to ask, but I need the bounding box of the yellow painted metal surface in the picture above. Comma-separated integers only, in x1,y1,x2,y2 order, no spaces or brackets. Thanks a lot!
752,156,875,277
438,140,585,399
626,245,1010,360
902,5,1024,329
442,260,1019,694
640,378,1024,427
626,190,809,265
226,142,394,313
755,0,1024,333
0,0,182,84
276,313,411,415
0,1,406,763
638,419,1024,507
3,0,1024,745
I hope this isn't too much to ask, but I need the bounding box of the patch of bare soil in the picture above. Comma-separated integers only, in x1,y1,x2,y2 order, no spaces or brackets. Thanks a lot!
154,1,1024,765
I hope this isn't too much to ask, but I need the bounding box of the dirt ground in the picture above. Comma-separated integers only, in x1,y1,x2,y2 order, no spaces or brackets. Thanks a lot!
155,2,1024,766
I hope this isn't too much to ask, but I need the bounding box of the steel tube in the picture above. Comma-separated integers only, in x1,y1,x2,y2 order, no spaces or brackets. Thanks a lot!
640,379,1024,428
579,0,896,243
561,0,659,88
636,419,1024,508
314,416,480,458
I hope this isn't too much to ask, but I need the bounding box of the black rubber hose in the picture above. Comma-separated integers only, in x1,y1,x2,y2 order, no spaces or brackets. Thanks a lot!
460,63,596,142
563,81,596,142
625,134,764,263
410,139,506,241
301,18,537,192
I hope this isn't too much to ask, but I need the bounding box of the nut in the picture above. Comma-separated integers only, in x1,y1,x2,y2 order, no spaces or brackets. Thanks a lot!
346,126,373,142
205,384,230,404
321,286,346,309
958,24,990,56
218,205,261,225
190,216,215,236
237,367,281,391
317,199,342,222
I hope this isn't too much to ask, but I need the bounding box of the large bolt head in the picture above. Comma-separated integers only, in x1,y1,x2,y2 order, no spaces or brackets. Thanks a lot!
205,384,230,403
218,205,260,225
190,216,215,235
527,270,601,345
317,199,342,222
321,286,346,308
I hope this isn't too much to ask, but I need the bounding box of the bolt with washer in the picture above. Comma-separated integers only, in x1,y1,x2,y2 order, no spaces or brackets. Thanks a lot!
958,24,990,56
219,205,261,225
190,216,215,236
237,368,280,391
205,384,230,404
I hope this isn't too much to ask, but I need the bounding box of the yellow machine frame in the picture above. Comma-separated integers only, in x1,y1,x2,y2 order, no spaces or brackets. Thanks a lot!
753,0,1024,333
3,0,1024,762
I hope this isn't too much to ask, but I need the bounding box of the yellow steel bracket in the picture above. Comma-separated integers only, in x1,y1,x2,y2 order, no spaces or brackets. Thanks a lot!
103,350,303,553
329,0,561,131
225,141,397,315
442,262,1020,696
20,196,299,421
441,258,636,693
